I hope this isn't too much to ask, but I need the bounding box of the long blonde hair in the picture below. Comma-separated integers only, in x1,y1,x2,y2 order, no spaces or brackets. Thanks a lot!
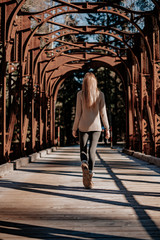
82,72,99,108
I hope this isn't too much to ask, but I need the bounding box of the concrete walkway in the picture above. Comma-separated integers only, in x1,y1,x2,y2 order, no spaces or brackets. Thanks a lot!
0,146,160,239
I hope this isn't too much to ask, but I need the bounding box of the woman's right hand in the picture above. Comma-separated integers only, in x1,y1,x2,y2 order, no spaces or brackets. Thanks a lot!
105,130,110,139
72,130,77,138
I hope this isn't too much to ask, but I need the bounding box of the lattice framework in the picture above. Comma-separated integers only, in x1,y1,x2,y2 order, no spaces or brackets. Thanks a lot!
0,0,160,162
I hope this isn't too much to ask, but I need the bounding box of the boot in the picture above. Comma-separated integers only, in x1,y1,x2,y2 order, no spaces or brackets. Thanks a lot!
81,162,89,188
87,172,93,189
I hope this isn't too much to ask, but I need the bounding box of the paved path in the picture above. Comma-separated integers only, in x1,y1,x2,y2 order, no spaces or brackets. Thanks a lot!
0,146,160,239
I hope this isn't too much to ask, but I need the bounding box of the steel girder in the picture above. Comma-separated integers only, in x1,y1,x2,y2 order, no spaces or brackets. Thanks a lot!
0,0,160,162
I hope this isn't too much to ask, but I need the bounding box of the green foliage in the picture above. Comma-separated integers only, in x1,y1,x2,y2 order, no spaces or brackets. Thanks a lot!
136,0,154,11
85,0,126,45
121,0,154,10
21,0,51,12
55,78,81,146
95,67,126,143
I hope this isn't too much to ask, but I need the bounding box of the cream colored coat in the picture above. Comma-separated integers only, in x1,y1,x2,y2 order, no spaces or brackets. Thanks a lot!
72,90,109,132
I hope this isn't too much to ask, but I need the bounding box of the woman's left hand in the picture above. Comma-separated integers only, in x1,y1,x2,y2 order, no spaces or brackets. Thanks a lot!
105,130,110,139
72,130,77,138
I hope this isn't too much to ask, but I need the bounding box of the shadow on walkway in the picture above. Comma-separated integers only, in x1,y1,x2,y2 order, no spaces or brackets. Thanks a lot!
96,150,160,240
0,146,160,239
0,220,147,240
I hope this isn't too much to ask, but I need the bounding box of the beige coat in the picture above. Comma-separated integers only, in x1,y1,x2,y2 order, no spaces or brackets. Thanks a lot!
72,90,109,132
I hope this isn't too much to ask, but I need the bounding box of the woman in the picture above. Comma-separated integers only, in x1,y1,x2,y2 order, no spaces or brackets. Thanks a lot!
72,72,110,189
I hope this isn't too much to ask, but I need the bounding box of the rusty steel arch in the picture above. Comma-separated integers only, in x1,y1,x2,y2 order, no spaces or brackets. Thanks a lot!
19,9,152,85
5,0,153,82
52,60,126,102
34,28,140,77
19,1,154,65
35,26,138,91
43,47,129,89
49,57,128,97
46,51,130,92
0,0,160,163
5,0,154,91
33,28,139,76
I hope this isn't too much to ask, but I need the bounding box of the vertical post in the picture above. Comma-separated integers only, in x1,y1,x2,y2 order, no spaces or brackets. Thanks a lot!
128,85,133,149
42,92,46,148
50,95,55,145
152,31,156,156
20,83,24,155
30,41,37,152
2,67,6,161
2,4,7,162
58,127,60,147
53,100,56,146
125,82,129,149
31,82,35,151
58,106,60,147
152,27,160,157
39,90,42,148
140,51,144,153
30,43,35,151
131,64,135,149
45,96,48,146
114,75,117,144
20,29,24,155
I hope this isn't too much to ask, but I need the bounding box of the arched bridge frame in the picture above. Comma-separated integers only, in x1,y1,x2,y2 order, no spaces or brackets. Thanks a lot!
0,0,160,162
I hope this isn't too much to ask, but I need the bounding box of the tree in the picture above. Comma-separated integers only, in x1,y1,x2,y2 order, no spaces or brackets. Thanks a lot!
22,0,50,12
56,77,81,146
95,67,126,144
122,0,154,11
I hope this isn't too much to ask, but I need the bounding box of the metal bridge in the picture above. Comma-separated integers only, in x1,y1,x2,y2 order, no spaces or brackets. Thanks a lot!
0,1,160,239
0,0,160,162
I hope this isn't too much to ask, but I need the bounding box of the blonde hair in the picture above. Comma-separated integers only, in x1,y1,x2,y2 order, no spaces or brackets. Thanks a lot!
82,72,99,108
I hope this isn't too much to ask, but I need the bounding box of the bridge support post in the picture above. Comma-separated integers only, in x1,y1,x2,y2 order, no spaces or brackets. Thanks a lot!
153,26,160,157
39,91,43,149
128,85,133,149
140,51,145,154
1,4,7,163
50,96,55,146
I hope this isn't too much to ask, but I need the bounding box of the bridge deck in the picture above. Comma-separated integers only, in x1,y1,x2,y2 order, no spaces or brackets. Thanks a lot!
0,146,160,239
